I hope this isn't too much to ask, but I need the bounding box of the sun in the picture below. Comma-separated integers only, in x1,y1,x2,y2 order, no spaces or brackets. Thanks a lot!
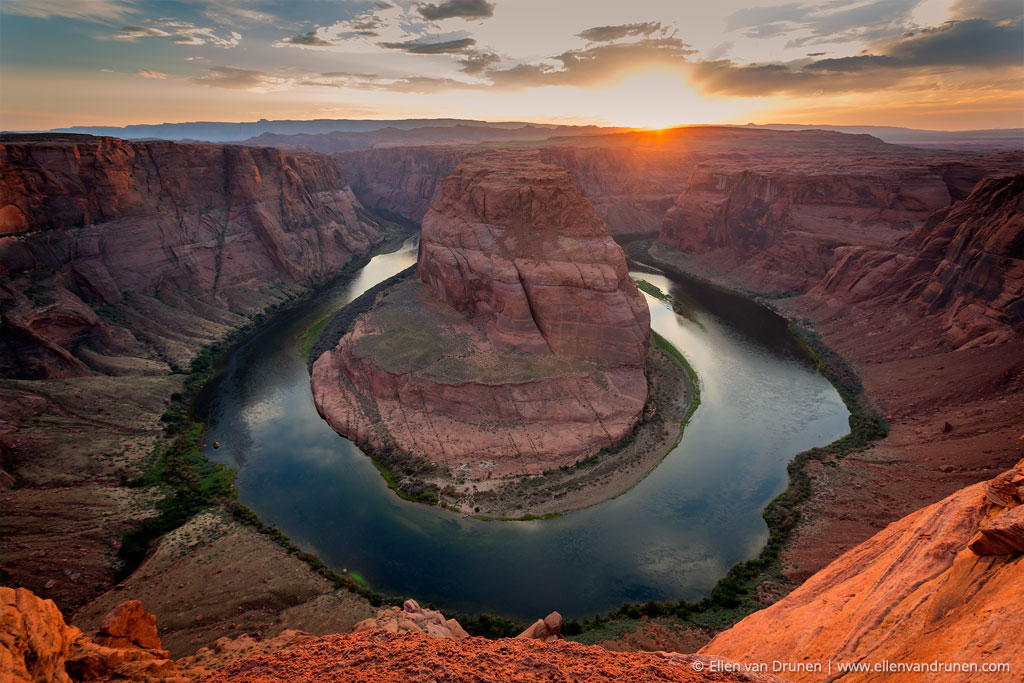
595,68,754,129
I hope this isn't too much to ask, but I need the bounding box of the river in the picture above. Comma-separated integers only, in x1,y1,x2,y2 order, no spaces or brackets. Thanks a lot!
195,235,849,621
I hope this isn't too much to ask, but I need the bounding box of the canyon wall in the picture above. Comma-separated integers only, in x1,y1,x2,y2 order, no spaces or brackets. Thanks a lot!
656,154,1023,293
0,134,388,378
336,144,695,236
311,152,650,476
812,172,1024,349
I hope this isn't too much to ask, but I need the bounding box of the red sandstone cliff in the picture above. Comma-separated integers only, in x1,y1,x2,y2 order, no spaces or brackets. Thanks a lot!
812,173,1024,349
0,134,387,378
417,154,650,365
656,154,1022,293
311,153,650,476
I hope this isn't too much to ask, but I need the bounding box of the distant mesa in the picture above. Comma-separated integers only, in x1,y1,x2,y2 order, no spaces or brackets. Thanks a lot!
310,152,650,478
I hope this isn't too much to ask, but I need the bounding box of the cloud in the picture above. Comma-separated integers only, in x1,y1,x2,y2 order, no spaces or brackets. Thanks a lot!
116,25,171,38
109,21,240,47
705,41,735,61
812,18,1024,69
302,72,474,93
458,51,500,74
725,0,921,47
417,0,495,21
135,69,168,79
202,5,279,27
379,37,477,53
576,22,662,43
948,0,1023,21
191,66,292,91
1,0,135,21
280,31,336,47
486,36,697,89
690,16,1024,96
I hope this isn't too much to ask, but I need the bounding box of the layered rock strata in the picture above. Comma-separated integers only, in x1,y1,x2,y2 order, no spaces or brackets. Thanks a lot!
812,173,1024,349
657,155,1023,293
0,134,386,378
312,153,649,475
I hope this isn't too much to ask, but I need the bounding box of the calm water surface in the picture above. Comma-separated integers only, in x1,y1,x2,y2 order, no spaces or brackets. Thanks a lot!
196,236,849,620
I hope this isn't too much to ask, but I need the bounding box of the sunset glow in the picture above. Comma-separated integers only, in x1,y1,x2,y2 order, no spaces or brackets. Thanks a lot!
1,0,1022,131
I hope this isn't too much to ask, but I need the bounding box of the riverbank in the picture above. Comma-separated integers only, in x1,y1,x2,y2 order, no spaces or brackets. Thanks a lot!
553,239,893,650
0,219,425,655
306,269,698,519
577,237,1022,652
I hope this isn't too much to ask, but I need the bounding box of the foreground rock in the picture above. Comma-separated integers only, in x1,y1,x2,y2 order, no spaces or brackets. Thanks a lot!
353,600,469,640
1,586,320,683
312,153,649,477
203,630,791,683
516,610,563,642
702,459,1024,682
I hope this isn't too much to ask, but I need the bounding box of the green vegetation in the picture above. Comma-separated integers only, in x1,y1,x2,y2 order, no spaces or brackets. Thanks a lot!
118,424,235,579
650,330,701,432
634,278,670,301
302,314,332,362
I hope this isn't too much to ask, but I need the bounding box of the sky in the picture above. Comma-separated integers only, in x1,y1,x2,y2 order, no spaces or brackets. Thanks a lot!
1,0,1022,131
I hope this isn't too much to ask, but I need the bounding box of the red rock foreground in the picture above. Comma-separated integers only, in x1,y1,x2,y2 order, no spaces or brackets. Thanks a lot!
311,153,650,476
203,631,788,683
3,584,788,683
702,458,1024,682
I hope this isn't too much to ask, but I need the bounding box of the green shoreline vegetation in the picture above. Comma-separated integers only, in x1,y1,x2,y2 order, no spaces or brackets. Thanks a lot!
635,278,671,301
116,231,884,643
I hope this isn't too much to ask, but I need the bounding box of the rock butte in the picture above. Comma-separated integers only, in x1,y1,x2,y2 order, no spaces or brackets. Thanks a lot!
311,153,650,475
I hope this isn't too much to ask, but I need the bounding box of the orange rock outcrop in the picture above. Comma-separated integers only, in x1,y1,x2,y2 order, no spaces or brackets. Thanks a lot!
701,459,1024,682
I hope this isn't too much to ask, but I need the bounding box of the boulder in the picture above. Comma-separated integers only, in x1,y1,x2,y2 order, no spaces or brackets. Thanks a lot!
94,599,162,650
353,599,469,640
516,611,563,642
969,503,1024,556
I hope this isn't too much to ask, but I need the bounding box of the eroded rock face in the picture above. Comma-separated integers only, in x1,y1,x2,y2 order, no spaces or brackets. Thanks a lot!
702,459,1024,683
657,153,1023,293
418,154,649,365
0,134,386,378
312,153,649,475
812,173,1024,349
1,586,78,683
